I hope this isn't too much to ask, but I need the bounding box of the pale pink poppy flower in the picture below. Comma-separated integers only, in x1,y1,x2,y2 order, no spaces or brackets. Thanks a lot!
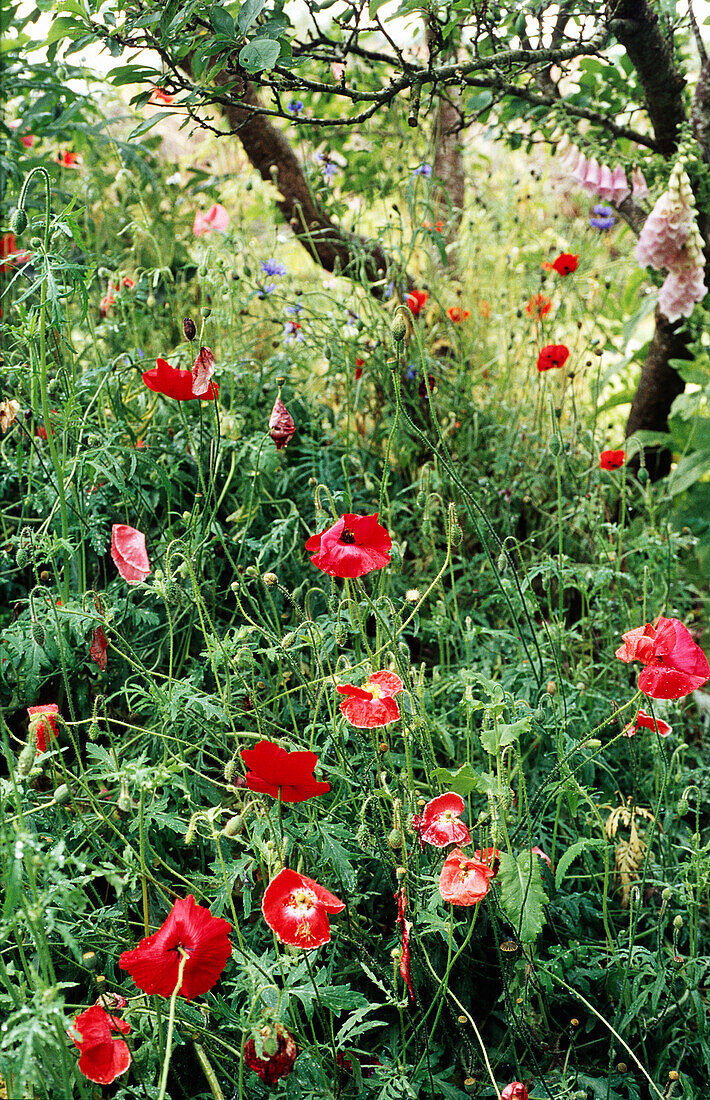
192,203,230,237
111,524,150,585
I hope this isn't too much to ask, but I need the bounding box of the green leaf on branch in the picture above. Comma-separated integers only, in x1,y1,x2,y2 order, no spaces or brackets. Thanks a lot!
211,5,235,36
431,763,497,796
237,0,265,34
238,36,280,72
480,715,530,755
498,850,548,942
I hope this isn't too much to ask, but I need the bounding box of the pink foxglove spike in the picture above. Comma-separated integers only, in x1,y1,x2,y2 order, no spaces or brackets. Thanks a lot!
658,265,707,323
597,163,614,200
610,165,630,203
582,157,602,194
631,168,649,200
571,153,589,186
559,144,581,173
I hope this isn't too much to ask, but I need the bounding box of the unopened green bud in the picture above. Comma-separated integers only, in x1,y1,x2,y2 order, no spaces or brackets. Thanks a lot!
30,236,43,250
222,814,243,837
391,309,408,343
31,621,46,647
497,550,508,572
17,740,36,776
165,581,184,606
548,434,562,456
281,632,296,650
673,915,683,929
224,760,237,783
262,572,277,587
677,798,689,816
16,547,28,568
662,887,672,902
638,467,649,484
387,828,402,849
88,722,100,741
450,523,463,547
53,783,71,805
10,208,28,235
334,624,347,646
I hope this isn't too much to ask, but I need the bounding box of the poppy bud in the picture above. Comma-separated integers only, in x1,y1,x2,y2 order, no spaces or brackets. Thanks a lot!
548,434,562,456
31,621,46,647
387,829,402,849
183,317,196,341
53,783,71,805
673,915,683,929
16,547,28,567
638,467,649,484
546,680,557,695
10,208,28,235
269,395,296,450
30,236,42,249
450,523,463,547
262,572,278,587
17,740,36,776
677,798,688,815
88,722,100,740
222,814,243,837
334,624,347,646
391,309,408,343
281,632,295,649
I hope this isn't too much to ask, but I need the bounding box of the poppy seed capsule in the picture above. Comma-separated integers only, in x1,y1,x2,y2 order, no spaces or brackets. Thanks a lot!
183,317,197,341
10,208,28,235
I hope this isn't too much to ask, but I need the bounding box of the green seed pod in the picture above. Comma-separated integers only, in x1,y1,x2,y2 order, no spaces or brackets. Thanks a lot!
31,621,46,647
548,434,562,456
17,740,36,777
677,798,689,816
200,307,212,318
222,814,243,837
638,467,649,484
82,950,98,971
10,208,28,235
53,783,71,805
16,547,28,568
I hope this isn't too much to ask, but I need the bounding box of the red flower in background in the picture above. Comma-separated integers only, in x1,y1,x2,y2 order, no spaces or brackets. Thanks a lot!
142,357,219,401
622,708,672,738
111,524,150,585
537,344,569,372
447,306,470,323
405,289,428,316
193,204,230,237
0,232,31,273
502,1084,529,1100
526,293,551,320
119,894,232,1001
57,151,80,167
395,887,414,999
269,395,296,449
616,616,710,699
412,793,471,848
306,513,391,578
70,1004,131,1086
27,704,59,753
474,847,501,877
550,252,579,276
244,1024,297,1084
439,848,496,906
90,626,108,671
149,87,175,105
262,867,344,949
336,670,403,728
240,740,330,802
531,845,552,869
355,357,364,380
600,449,625,470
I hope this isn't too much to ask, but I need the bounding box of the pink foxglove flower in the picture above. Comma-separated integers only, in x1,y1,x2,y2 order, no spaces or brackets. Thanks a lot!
631,167,649,201
581,156,602,194
610,165,630,203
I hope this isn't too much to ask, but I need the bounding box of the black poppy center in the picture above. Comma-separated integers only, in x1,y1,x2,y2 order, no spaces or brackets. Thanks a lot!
340,529,356,544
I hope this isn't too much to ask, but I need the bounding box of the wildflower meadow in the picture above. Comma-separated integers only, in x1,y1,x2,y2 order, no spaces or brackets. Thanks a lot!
2,2,710,1098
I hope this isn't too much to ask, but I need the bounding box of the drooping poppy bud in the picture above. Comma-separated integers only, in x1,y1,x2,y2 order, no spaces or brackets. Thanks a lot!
269,395,296,449
183,316,196,341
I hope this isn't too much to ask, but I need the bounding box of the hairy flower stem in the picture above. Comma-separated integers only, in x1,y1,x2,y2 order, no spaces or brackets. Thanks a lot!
157,949,189,1100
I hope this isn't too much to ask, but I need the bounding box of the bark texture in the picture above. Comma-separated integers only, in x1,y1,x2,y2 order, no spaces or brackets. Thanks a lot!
432,92,465,244
624,308,689,479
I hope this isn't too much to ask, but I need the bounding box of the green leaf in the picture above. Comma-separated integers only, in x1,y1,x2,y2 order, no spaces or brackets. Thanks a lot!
238,36,280,71
668,451,710,496
480,715,530,755
127,111,174,140
497,851,548,942
554,837,606,890
210,5,235,36
237,0,265,34
431,763,497,797
45,15,85,42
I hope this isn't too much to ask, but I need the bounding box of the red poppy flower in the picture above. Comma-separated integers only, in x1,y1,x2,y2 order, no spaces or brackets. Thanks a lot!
142,357,219,401
616,616,710,699
90,626,108,671
269,395,296,449
336,670,403,728
423,220,444,233
412,793,471,848
244,1024,297,1084
19,133,35,148
119,894,232,1002
57,151,80,167
355,357,364,380
474,847,501,877
600,449,625,470
395,887,414,999
240,740,330,802
537,344,569,372
306,512,391,578
149,87,175,105
405,289,428,316
27,704,59,753
111,524,150,585
70,1004,131,1086
531,845,552,869
447,306,470,323
526,293,552,319
262,867,344,948
550,252,579,276
191,346,216,397
502,1084,529,1100
622,708,672,738
99,290,115,317
439,847,495,906
0,232,32,273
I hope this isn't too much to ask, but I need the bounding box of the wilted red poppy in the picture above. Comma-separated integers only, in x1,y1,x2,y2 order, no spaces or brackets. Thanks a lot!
526,293,552,319
192,346,216,397
447,307,470,323
336,670,403,728
111,524,150,585
622,708,672,738
412,792,471,848
262,867,344,948
550,252,579,276
244,1024,297,1084
70,1004,131,1086
616,616,710,699
27,704,59,753
502,1084,529,1100
537,344,569,372
395,887,414,999
600,449,625,470
306,513,391,578
474,847,501,877
149,87,175,105
405,290,428,316
439,847,495,906
119,894,232,1002
240,740,330,802
90,626,108,671
269,395,296,449
142,357,218,401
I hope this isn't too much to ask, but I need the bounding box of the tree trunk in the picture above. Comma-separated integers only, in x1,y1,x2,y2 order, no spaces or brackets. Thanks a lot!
624,308,688,479
432,91,465,250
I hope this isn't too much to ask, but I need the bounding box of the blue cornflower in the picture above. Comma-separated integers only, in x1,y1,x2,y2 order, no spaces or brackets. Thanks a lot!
288,100,304,114
261,258,287,277
315,152,338,181
285,303,303,316
405,364,417,381
590,204,615,230
413,163,432,177
283,320,305,344
257,283,277,298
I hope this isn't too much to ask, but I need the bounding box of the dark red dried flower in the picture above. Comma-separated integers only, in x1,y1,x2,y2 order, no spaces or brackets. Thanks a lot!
269,395,296,449
90,626,108,671
395,887,414,999
191,346,216,397
244,1024,297,1084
